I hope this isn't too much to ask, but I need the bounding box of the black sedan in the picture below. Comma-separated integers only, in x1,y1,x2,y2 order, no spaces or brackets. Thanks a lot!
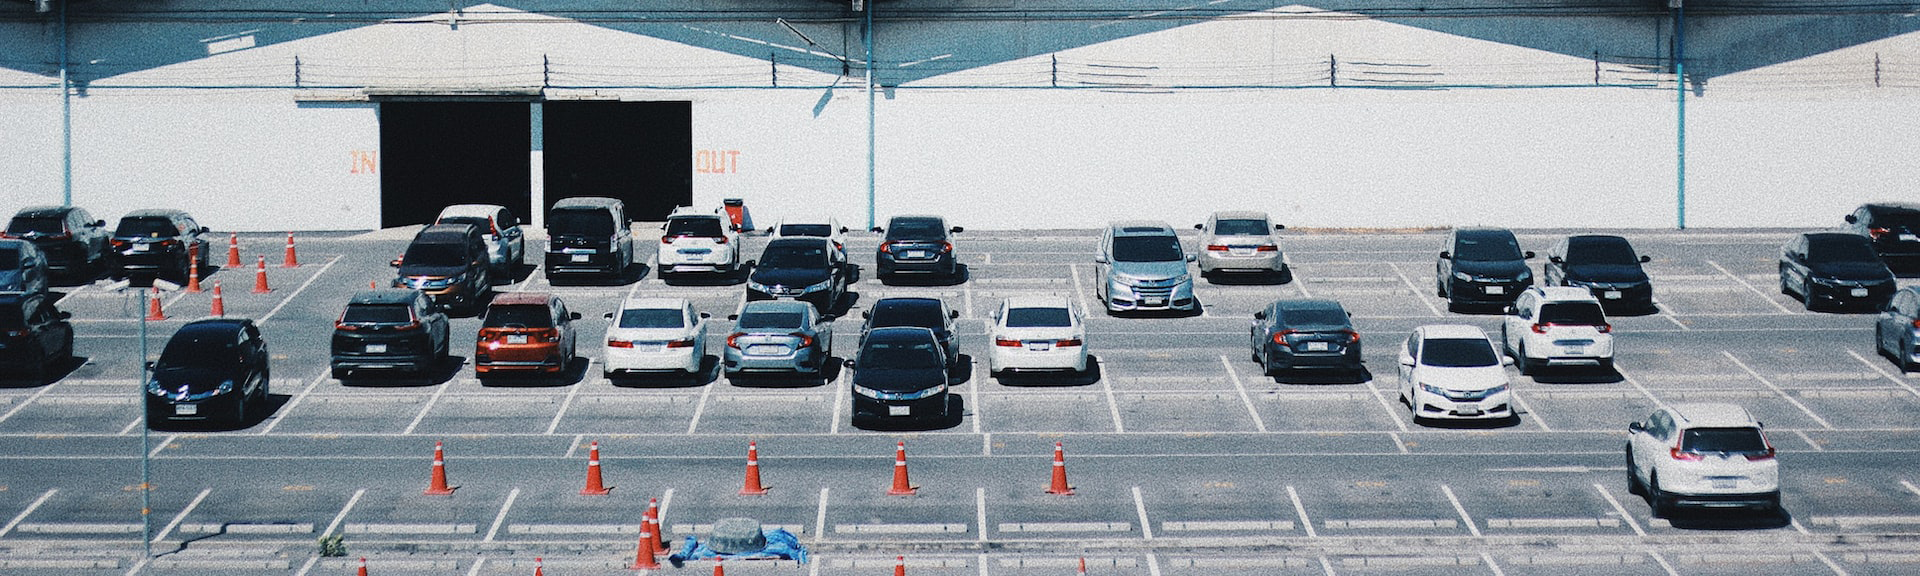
746,237,848,316
1544,235,1654,313
1250,299,1361,375
862,297,960,369
147,318,271,428
873,215,962,283
1779,232,1896,312
847,327,952,428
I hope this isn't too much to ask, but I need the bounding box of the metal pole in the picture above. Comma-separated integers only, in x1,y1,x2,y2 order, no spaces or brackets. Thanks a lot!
865,4,876,230
60,0,72,207
1673,0,1686,230
139,288,151,559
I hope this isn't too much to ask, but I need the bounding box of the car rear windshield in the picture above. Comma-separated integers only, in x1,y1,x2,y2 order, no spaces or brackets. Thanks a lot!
859,339,942,370
1453,233,1522,261
1566,237,1639,265
1679,428,1769,453
438,216,493,234
550,209,615,237
870,303,944,329
1279,308,1348,327
483,305,552,328
115,217,178,238
1112,235,1184,262
1874,213,1920,230
885,219,945,241
341,304,411,324
1005,307,1071,328
1421,338,1500,367
6,216,62,235
618,308,684,329
665,217,724,237
759,245,829,268
159,332,237,365
1213,219,1269,236
402,242,468,268
737,311,803,330
779,224,833,237
1539,302,1606,325
0,247,19,269
1808,237,1880,262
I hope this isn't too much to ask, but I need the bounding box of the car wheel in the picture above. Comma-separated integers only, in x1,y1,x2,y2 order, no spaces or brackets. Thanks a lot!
22,344,46,383
1625,446,1645,496
1516,344,1534,376
1801,284,1817,311
332,367,349,380
1647,473,1674,518
232,393,248,426
1900,335,1917,373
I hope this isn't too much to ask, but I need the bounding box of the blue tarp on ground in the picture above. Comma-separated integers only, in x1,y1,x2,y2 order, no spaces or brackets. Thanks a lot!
666,528,809,567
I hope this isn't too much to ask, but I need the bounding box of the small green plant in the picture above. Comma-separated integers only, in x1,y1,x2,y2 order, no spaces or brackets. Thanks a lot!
317,533,347,557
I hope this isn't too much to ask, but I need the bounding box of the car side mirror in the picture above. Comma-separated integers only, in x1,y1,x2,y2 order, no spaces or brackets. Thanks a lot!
869,227,883,233
699,312,711,319
727,314,739,321
948,310,959,319
389,259,402,268
1548,256,1563,264
1756,421,1765,428
58,311,72,320
1185,254,1196,263
843,359,856,368
1193,224,1204,230
1640,255,1652,263
837,227,849,234
730,224,741,232
1094,255,1108,264
145,361,156,370
1253,311,1266,320
569,312,582,320
1397,353,1414,366
1503,305,1515,315
1274,224,1286,230
950,226,964,233
861,310,872,319
1501,356,1515,367
603,312,615,320
1524,251,1536,259
1628,421,1644,433
1845,214,1859,224
1438,251,1451,260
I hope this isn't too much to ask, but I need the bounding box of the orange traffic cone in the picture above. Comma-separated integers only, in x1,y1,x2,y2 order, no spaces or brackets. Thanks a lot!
424,441,456,495
1046,441,1075,495
355,557,368,576
739,441,769,495
643,497,665,553
144,286,166,321
893,555,906,576
210,282,225,317
1077,557,1088,575
628,523,660,570
251,256,272,294
580,441,611,495
712,557,725,576
185,243,202,293
282,232,300,268
533,557,544,576
887,441,917,496
225,232,242,268
370,280,378,289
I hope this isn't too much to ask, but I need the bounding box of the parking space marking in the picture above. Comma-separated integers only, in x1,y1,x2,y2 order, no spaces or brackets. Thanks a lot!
0,383,56,426
1286,485,1317,538
1440,484,1481,537
1387,431,1410,454
546,376,585,435
1219,355,1267,432
0,488,56,538
1792,517,1813,535
1385,262,1442,316
1133,486,1154,539
484,487,520,542
1482,551,1506,576
1706,259,1797,314
1610,366,1668,411
259,367,332,435
1510,393,1550,432
975,487,987,543
149,434,177,458
401,379,453,435
1848,349,1920,399
1363,380,1411,433
1903,480,1920,498
152,487,211,544
813,487,829,543
1814,550,1851,576
830,370,847,434
686,376,715,434
1796,430,1827,451
1591,483,1646,537
463,557,487,576
963,279,974,319
1652,299,1691,330
1069,264,1095,321
259,255,342,323
1723,350,1834,429
321,488,365,538
1101,363,1124,433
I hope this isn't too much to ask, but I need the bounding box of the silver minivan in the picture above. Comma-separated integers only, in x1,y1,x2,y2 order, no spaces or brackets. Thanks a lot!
1094,221,1198,315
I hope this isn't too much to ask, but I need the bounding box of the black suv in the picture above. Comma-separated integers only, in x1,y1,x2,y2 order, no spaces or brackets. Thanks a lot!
146,318,271,428
1544,235,1654,313
0,291,74,383
393,223,492,313
4,205,109,281
861,297,960,369
1436,227,1534,309
847,326,953,428
1780,232,1896,311
331,289,451,379
873,215,962,283
545,197,634,280
747,237,849,315
111,209,212,283
1845,202,1920,273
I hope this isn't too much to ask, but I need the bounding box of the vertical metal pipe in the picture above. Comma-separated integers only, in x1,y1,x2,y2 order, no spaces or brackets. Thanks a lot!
60,0,71,207
139,289,151,559
1674,2,1686,230
865,4,876,230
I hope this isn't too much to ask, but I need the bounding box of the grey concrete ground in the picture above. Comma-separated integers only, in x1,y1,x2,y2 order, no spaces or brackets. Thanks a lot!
2,227,1918,575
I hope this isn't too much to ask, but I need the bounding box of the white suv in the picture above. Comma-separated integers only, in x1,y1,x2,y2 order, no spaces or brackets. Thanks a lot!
1398,324,1515,424
1626,403,1780,517
1500,286,1614,375
657,207,741,278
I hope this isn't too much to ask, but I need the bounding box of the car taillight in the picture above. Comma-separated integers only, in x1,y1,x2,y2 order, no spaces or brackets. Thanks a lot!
0,232,12,239
157,239,178,247
995,338,1021,347
939,241,953,253
1531,323,1549,334
111,239,129,248
833,241,844,251
714,236,728,244
334,322,358,331
1206,244,1229,252
878,241,894,254
661,235,676,244
1255,244,1279,252
1669,447,1704,461
2,329,25,338
1745,447,1777,461
1272,329,1297,344
665,338,696,348
607,340,633,348
540,329,561,342
726,333,743,348
1595,323,1611,333
1911,318,1920,329
1343,330,1360,343
395,320,421,331
1869,227,1890,240
46,232,72,241
790,332,813,348
1057,338,1083,347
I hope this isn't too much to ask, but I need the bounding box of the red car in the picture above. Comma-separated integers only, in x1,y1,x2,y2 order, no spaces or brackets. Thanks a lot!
475,292,579,378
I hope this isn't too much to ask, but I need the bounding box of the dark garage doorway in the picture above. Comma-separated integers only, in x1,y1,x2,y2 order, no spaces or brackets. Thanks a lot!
543,101,691,221
379,102,531,228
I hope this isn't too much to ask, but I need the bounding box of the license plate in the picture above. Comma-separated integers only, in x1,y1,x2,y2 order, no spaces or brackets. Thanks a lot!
888,405,910,416
906,250,928,259
1565,347,1585,355
1230,248,1253,256
746,344,785,356
1455,407,1482,416
175,404,197,416
1143,298,1166,306
1026,342,1052,352
570,254,589,262
1603,290,1622,299
1484,286,1505,295
1903,234,1918,242
507,335,529,344
1303,342,1330,352
1852,288,1869,297
1712,479,1738,489
365,343,387,353
133,243,150,252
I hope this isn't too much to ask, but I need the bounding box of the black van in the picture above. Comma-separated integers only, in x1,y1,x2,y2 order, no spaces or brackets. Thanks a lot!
545,197,633,279
392,223,492,312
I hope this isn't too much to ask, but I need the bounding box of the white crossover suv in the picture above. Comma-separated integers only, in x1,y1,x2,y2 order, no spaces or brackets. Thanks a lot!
1627,403,1780,517
1500,286,1614,375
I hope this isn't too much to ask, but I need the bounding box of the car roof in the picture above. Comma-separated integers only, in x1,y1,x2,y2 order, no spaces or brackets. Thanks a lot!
121,208,188,219
1803,232,1870,245
866,326,937,341
1002,295,1071,310
1862,202,1920,216
619,297,689,310
347,289,421,305
552,197,622,209
1419,324,1489,339
1567,234,1630,246
741,299,814,314
489,292,554,307
1668,403,1759,427
11,205,75,218
1455,227,1516,239
1110,220,1176,236
1533,286,1600,303
667,206,723,218
872,297,943,311
1272,298,1345,312
1210,210,1269,222
415,223,479,241
776,215,839,226
437,204,505,218
178,317,252,334
765,237,832,249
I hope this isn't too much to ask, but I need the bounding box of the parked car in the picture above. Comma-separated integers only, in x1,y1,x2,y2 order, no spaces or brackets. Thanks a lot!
1875,286,1920,372
0,291,73,383
848,326,952,427
392,223,492,313
988,296,1088,376
1095,220,1198,315
603,297,709,380
145,317,270,427
474,292,580,378
1500,286,1613,374
657,206,740,278
770,215,850,264
330,289,451,379
1778,232,1896,311
4,205,109,280
1437,227,1534,309
862,297,960,369
435,204,526,278
746,237,849,315
0,240,49,295
1844,202,1920,271
1626,403,1780,517
1250,299,1361,376
110,209,212,283
723,299,835,379
545,196,634,279
1195,210,1287,280
873,215,961,282
1543,234,1653,313
1398,324,1514,423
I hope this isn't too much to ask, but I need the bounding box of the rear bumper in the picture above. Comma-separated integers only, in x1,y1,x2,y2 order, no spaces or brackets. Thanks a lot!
545,251,624,275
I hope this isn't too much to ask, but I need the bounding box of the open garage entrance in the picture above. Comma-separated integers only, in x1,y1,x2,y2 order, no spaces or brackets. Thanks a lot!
542,101,691,221
378,101,531,228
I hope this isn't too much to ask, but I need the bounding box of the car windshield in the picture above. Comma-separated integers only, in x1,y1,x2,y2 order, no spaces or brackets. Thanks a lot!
737,311,803,330
438,216,493,234
1680,428,1769,453
666,217,724,237
1214,219,1269,236
760,245,829,268
550,209,614,237
870,303,944,329
1874,213,1920,230
1421,338,1500,367
402,242,467,268
1280,308,1348,327
1566,237,1638,265
1808,238,1880,262
483,305,552,328
1539,302,1606,325
115,217,177,238
1005,307,1071,328
0,247,19,269
6,216,62,235
341,304,411,324
618,308,684,329
158,331,238,367
1112,236,1184,262
779,224,833,237
886,219,944,241
1453,233,1522,261
859,339,942,370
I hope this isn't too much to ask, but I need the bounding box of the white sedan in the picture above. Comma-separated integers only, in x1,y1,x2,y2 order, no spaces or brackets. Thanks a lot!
1398,324,1515,423
602,297,709,380
988,296,1088,376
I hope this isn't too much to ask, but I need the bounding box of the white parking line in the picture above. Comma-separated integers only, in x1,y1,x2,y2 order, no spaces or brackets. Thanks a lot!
1386,262,1443,317
1286,485,1317,538
463,558,488,576
1903,480,1920,498
153,488,211,544
686,376,716,434
1847,349,1920,399
1706,259,1796,314
401,379,453,435
1439,484,1481,537
829,369,847,434
546,372,586,435
1364,380,1412,433
1813,550,1852,576
1722,350,1834,429
975,488,987,543
1590,483,1647,538
1069,264,1096,320
259,255,342,324
0,382,57,426
483,487,520,542
1219,355,1267,433
0,488,56,538
1100,364,1125,433
1653,299,1690,330
963,279,974,319
1284,253,1312,298
1510,393,1551,432
149,434,177,458
1481,551,1506,576
1387,431,1410,454
1649,551,1680,576
813,487,830,544
1133,486,1154,540
321,488,365,538
1317,556,1337,576
1146,552,1163,576
1611,365,1668,411
258,367,331,435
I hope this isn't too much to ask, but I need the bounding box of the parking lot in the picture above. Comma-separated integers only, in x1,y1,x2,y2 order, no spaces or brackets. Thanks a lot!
3,226,1919,575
